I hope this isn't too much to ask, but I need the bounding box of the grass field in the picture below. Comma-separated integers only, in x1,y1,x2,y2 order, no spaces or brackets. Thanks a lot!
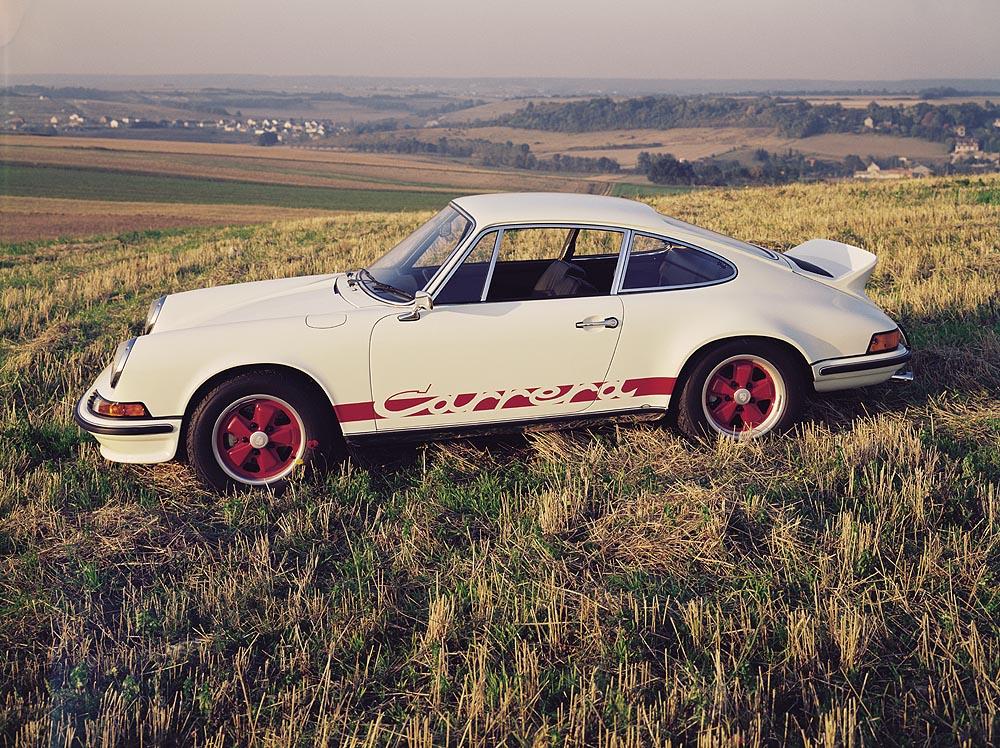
1,175,999,744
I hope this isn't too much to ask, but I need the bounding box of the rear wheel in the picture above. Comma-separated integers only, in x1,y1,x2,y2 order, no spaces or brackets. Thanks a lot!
675,340,803,440
186,370,339,493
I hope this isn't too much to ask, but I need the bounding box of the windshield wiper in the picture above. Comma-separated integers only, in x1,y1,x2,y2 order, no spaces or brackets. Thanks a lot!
358,268,413,301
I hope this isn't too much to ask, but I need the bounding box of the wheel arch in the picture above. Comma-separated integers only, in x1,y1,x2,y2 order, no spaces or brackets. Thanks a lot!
667,335,813,418
176,362,342,461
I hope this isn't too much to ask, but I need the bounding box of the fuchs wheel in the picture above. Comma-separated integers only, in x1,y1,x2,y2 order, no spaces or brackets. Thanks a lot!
675,340,804,441
186,370,339,493
212,395,305,484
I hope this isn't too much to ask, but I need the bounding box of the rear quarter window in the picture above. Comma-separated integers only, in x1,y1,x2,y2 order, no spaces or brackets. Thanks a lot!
622,234,735,291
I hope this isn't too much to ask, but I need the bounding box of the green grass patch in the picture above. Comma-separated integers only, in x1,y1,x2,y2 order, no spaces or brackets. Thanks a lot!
974,187,1000,205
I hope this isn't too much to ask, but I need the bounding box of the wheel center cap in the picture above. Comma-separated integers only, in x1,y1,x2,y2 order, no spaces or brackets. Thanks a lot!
734,388,752,405
249,431,269,448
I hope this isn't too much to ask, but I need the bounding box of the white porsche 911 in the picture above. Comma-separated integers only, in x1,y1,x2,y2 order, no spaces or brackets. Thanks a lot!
76,193,912,492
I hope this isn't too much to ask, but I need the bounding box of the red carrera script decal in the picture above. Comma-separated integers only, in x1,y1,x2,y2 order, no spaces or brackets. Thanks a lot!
334,377,674,423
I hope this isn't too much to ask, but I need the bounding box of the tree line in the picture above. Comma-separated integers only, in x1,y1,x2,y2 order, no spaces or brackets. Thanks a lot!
353,136,621,173
638,150,858,186
489,96,1000,150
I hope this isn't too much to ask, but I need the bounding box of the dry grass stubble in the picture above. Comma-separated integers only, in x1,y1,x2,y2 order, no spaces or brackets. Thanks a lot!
0,174,998,744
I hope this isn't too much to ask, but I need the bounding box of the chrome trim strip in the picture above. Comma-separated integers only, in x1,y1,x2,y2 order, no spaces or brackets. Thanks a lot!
144,295,166,334
109,337,136,388
610,229,632,295
480,229,503,302
818,349,912,376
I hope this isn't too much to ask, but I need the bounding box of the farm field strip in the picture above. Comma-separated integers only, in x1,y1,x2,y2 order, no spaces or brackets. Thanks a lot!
0,163,465,214
0,135,596,193
0,145,463,193
0,195,346,244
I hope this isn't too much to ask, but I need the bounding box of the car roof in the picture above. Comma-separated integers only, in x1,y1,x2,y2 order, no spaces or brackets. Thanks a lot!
452,192,670,233
451,192,779,262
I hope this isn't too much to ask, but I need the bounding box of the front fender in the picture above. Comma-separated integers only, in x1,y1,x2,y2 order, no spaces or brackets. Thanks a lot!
105,314,380,427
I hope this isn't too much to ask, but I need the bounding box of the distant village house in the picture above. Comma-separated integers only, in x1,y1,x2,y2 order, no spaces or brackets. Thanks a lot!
853,161,932,180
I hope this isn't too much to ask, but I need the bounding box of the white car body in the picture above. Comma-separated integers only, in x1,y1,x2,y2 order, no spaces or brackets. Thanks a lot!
76,193,912,466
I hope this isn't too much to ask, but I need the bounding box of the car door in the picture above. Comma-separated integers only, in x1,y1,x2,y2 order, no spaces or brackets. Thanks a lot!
368,226,626,432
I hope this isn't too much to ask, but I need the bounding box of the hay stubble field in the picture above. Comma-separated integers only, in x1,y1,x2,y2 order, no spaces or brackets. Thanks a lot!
1,175,999,744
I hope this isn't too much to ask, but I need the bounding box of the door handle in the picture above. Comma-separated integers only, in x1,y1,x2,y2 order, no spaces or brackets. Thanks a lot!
575,316,619,329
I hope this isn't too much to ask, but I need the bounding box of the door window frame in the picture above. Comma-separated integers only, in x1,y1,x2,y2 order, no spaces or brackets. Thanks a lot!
428,222,633,305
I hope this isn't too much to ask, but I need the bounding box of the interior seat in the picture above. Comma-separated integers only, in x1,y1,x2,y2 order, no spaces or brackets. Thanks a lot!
532,260,597,298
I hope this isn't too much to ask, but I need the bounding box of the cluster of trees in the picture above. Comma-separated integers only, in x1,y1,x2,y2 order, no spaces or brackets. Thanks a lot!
638,150,857,186
354,136,621,173
490,96,1000,149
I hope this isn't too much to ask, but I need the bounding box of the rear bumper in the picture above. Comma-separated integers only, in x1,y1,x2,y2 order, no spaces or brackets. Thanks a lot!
812,347,913,392
74,392,181,463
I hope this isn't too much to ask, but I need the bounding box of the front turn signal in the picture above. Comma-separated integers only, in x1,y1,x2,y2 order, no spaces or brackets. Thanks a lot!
868,328,901,354
91,394,150,418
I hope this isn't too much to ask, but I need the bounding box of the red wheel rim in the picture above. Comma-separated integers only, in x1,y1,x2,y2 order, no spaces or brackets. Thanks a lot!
213,396,304,483
704,358,779,433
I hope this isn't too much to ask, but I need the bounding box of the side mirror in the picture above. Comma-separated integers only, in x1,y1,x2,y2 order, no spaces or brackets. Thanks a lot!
398,291,433,322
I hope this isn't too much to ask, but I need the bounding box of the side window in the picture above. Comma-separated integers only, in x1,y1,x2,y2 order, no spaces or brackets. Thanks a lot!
486,227,622,302
568,228,623,259
435,231,497,305
622,233,734,291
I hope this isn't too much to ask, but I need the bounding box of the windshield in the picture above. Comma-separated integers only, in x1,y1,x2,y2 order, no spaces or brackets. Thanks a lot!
363,207,473,302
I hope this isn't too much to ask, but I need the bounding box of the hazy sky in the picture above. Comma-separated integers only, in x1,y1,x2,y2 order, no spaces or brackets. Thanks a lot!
2,0,998,80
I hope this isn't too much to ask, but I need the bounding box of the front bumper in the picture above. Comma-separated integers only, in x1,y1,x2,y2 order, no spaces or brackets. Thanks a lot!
74,391,181,464
812,346,913,393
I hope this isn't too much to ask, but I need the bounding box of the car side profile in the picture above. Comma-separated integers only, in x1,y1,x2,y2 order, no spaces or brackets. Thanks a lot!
75,193,912,492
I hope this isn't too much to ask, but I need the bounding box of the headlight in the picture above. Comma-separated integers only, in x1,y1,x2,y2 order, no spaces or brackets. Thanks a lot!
144,295,166,334
90,394,150,418
110,337,137,388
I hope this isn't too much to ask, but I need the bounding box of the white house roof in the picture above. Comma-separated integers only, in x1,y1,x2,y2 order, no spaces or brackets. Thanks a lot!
452,192,670,233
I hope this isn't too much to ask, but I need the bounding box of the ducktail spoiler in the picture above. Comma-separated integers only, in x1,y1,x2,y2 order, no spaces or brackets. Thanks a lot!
784,239,877,298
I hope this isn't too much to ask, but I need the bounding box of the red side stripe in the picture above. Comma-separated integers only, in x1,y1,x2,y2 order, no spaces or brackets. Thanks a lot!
333,376,677,424
333,401,380,422
623,377,675,397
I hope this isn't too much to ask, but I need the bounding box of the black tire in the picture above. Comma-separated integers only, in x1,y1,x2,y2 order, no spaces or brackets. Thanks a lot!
675,339,804,441
185,369,341,493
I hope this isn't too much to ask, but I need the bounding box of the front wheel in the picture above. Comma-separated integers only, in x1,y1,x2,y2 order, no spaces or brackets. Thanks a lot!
675,340,804,440
186,370,339,493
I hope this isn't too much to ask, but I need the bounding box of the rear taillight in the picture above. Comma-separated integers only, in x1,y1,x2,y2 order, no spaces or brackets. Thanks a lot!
868,329,901,354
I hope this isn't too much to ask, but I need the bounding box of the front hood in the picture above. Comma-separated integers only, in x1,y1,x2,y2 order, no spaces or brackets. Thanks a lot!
151,273,365,332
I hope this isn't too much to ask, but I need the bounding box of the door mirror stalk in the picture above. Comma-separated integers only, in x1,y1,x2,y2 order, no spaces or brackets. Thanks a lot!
398,291,433,322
